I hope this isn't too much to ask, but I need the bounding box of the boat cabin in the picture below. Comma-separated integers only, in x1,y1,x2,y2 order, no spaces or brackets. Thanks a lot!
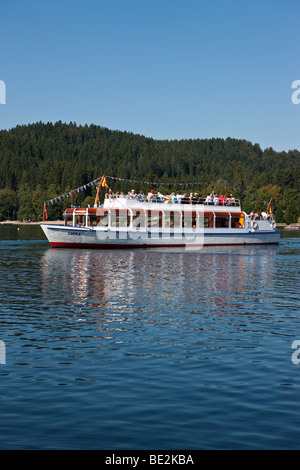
64,199,246,231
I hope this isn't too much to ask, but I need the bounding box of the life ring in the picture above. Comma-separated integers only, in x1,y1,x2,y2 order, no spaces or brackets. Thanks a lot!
251,221,258,230
271,221,276,229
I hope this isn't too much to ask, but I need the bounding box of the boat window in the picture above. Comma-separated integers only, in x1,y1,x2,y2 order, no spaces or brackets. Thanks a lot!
199,212,214,228
182,211,197,228
215,215,229,228
164,211,181,228
97,210,109,227
111,210,130,227
231,214,245,228
89,215,95,227
132,210,146,229
75,215,85,226
147,210,163,228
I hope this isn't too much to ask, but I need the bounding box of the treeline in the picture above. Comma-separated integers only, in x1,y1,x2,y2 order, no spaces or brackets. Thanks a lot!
0,121,299,223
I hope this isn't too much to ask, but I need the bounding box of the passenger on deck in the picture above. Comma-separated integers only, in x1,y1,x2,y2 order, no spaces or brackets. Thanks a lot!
147,190,156,202
191,193,199,204
254,211,262,220
137,191,145,202
176,193,183,204
261,210,268,220
205,194,213,205
156,192,165,202
213,195,219,205
164,193,171,203
218,195,225,205
171,192,177,203
105,189,113,199
225,194,235,206
181,193,190,204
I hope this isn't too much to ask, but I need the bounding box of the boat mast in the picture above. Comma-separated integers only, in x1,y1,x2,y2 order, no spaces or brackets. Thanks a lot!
94,175,105,207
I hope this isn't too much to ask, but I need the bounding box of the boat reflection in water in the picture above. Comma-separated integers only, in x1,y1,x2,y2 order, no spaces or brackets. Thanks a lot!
40,244,278,337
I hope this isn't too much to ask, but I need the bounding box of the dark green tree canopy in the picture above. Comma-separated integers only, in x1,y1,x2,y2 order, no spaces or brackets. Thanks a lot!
0,121,299,222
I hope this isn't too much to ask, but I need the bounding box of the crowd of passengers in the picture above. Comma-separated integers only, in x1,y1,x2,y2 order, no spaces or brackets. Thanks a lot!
249,210,272,220
105,189,237,206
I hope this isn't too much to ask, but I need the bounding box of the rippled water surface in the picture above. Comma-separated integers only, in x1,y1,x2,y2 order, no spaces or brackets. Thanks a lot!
0,225,299,449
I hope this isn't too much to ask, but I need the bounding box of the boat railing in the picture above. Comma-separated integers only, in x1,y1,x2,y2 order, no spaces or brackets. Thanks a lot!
103,196,241,207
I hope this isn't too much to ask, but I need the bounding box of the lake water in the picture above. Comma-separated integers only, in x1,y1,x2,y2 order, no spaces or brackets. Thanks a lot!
0,225,299,450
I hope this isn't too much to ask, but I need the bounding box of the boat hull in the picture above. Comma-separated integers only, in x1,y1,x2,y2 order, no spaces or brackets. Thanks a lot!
40,224,280,249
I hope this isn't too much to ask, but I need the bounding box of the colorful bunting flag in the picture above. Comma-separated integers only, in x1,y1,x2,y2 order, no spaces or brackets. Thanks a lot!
101,177,108,187
44,174,269,207
43,202,48,221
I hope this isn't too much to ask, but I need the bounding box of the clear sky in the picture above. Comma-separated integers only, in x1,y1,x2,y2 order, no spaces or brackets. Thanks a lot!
1,0,299,151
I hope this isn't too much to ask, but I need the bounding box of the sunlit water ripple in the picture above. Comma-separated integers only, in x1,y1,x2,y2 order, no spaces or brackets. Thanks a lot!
0,225,299,449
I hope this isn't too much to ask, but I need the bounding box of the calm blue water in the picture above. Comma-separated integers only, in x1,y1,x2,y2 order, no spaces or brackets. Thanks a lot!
0,225,299,450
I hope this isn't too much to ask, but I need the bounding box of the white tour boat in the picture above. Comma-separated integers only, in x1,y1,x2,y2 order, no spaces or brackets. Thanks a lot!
41,195,280,249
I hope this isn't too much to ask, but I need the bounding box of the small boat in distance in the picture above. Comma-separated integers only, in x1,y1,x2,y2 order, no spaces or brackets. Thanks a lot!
40,182,280,249
284,225,299,230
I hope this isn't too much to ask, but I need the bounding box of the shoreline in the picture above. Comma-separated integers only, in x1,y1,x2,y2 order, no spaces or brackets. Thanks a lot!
0,220,65,225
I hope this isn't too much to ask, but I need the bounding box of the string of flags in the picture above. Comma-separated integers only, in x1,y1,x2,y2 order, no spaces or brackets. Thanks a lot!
45,176,106,205
45,174,269,206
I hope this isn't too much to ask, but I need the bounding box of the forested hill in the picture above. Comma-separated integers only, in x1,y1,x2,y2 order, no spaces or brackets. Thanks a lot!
0,121,299,223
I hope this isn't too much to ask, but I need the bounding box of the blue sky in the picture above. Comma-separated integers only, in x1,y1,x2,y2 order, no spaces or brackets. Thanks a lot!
1,0,299,151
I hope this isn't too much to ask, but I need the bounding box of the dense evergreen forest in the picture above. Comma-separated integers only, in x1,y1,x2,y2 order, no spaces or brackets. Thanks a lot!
0,121,299,223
